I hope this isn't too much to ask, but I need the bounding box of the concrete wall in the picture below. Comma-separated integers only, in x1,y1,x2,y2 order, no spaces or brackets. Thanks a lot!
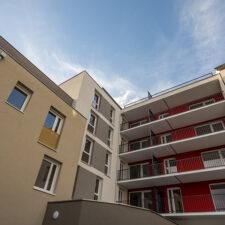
0,53,86,225
95,116,111,145
99,95,112,121
42,200,177,225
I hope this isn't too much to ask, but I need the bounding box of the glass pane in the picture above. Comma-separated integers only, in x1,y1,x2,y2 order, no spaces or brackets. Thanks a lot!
130,142,141,151
81,152,90,163
205,99,214,105
84,140,91,153
211,184,225,211
87,124,94,133
190,102,203,110
142,140,149,148
212,122,224,132
130,165,141,179
130,192,142,207
202,151,221,168
35,159,51,189
173,189,183,212
166,134,172,143
89,114,96,126
44,112,56,129
47,164,57,191
144,192,153,209
95,179,99,194
7,87,27,110
142,164,149,177
195,125,211,136
54,118,61,133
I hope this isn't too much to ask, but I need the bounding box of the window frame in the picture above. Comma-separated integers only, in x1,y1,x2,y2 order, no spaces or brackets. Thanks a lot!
7,83,31,112
164,158,177,174
189,98,215,110
104,152,111,176
130,138,149,151
45,109,64,135
201,149,225,168
81,138,93,165
159,112,169,119
92,92,101,110
34,156,60,194
129,190,152,209
94,177,102,200
107,128,113,147
161,133,172,144
195,121,224,136
88,112,97,134
109,107,115,123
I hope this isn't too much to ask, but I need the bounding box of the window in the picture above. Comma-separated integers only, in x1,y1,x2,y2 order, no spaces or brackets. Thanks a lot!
202,149,225,168
7,83,31,111
34,156,60,194
94,177,102,200
104,152,111,176
107,128,113,147
130,163,149,179
167,188,183,213
130,139,149,151
189,98,215,110
92,93,100,110
210,183,225,211
129,191,153,209
130,119,148,128
88,113,97,134
44,109,64,134
159,113,169,119
195,121,224,136
110,107,115,123
118,188,124,203
81,138,93,164
164,158,177,174
161,133,172,144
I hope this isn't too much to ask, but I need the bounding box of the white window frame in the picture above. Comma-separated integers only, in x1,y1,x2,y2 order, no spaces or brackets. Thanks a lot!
94,177,102,200
164,158,177,174
201,149,225,168
34,156,60,194
167,187,184,213
88,113,97,134
161,133,172,144
129,190,152,209
130,119,148,128
92,92,100,110
7,83,31,112
104,152,111,176
130,139,149,151
81,138,93,165
189,98,215,110
118,188,125,203
107,128,113,147
209,182,225,211
195,121,224,136
159,112,169,119
130,162,149,178
110,107,115,123
47,109,64,134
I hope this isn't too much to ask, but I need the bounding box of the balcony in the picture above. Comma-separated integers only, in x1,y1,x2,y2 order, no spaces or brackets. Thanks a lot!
118,194,225,215
121,98,225,140
119,119,225,162
117,154,225,189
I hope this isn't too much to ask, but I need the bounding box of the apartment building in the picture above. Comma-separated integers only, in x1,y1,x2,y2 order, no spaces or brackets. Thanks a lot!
117,68,225,225
0,37,86,225
60,72,122,203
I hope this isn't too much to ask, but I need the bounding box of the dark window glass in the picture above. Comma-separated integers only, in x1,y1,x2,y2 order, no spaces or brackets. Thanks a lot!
130,192,142,207
7,87,28,110
47,164,57,191
44,112,56,129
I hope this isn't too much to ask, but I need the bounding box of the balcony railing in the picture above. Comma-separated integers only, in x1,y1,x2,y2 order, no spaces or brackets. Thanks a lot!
118,194,225,214
119,119,225,154
117,154,225,181
121,92,223,131
124,72,214,108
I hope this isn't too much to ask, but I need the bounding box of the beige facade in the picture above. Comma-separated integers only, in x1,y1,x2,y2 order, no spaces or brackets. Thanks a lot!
60,72,122,203
0,38,86,225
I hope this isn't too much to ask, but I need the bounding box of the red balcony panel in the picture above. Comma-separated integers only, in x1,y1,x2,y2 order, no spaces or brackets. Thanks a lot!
176,157,204,172
172,127,196,141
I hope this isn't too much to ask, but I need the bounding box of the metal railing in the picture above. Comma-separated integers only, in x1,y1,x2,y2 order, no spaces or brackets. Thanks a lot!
117,154,225,181
117,194,225,213
121,92,223,131
119,119,225,154
124,72,214,108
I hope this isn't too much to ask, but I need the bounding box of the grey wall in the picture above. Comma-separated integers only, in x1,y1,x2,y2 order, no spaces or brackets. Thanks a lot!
99,95,112,122
95,116,110,145
73,167,96,200
42,200,177,225
91,142,107,173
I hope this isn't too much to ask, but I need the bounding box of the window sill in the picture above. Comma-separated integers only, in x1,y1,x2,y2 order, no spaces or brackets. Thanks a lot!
5,101,25,114
33,186,56,196
37,141,57,152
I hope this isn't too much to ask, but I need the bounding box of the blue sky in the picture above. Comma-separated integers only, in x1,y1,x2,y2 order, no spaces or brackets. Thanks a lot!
1,0,225,106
